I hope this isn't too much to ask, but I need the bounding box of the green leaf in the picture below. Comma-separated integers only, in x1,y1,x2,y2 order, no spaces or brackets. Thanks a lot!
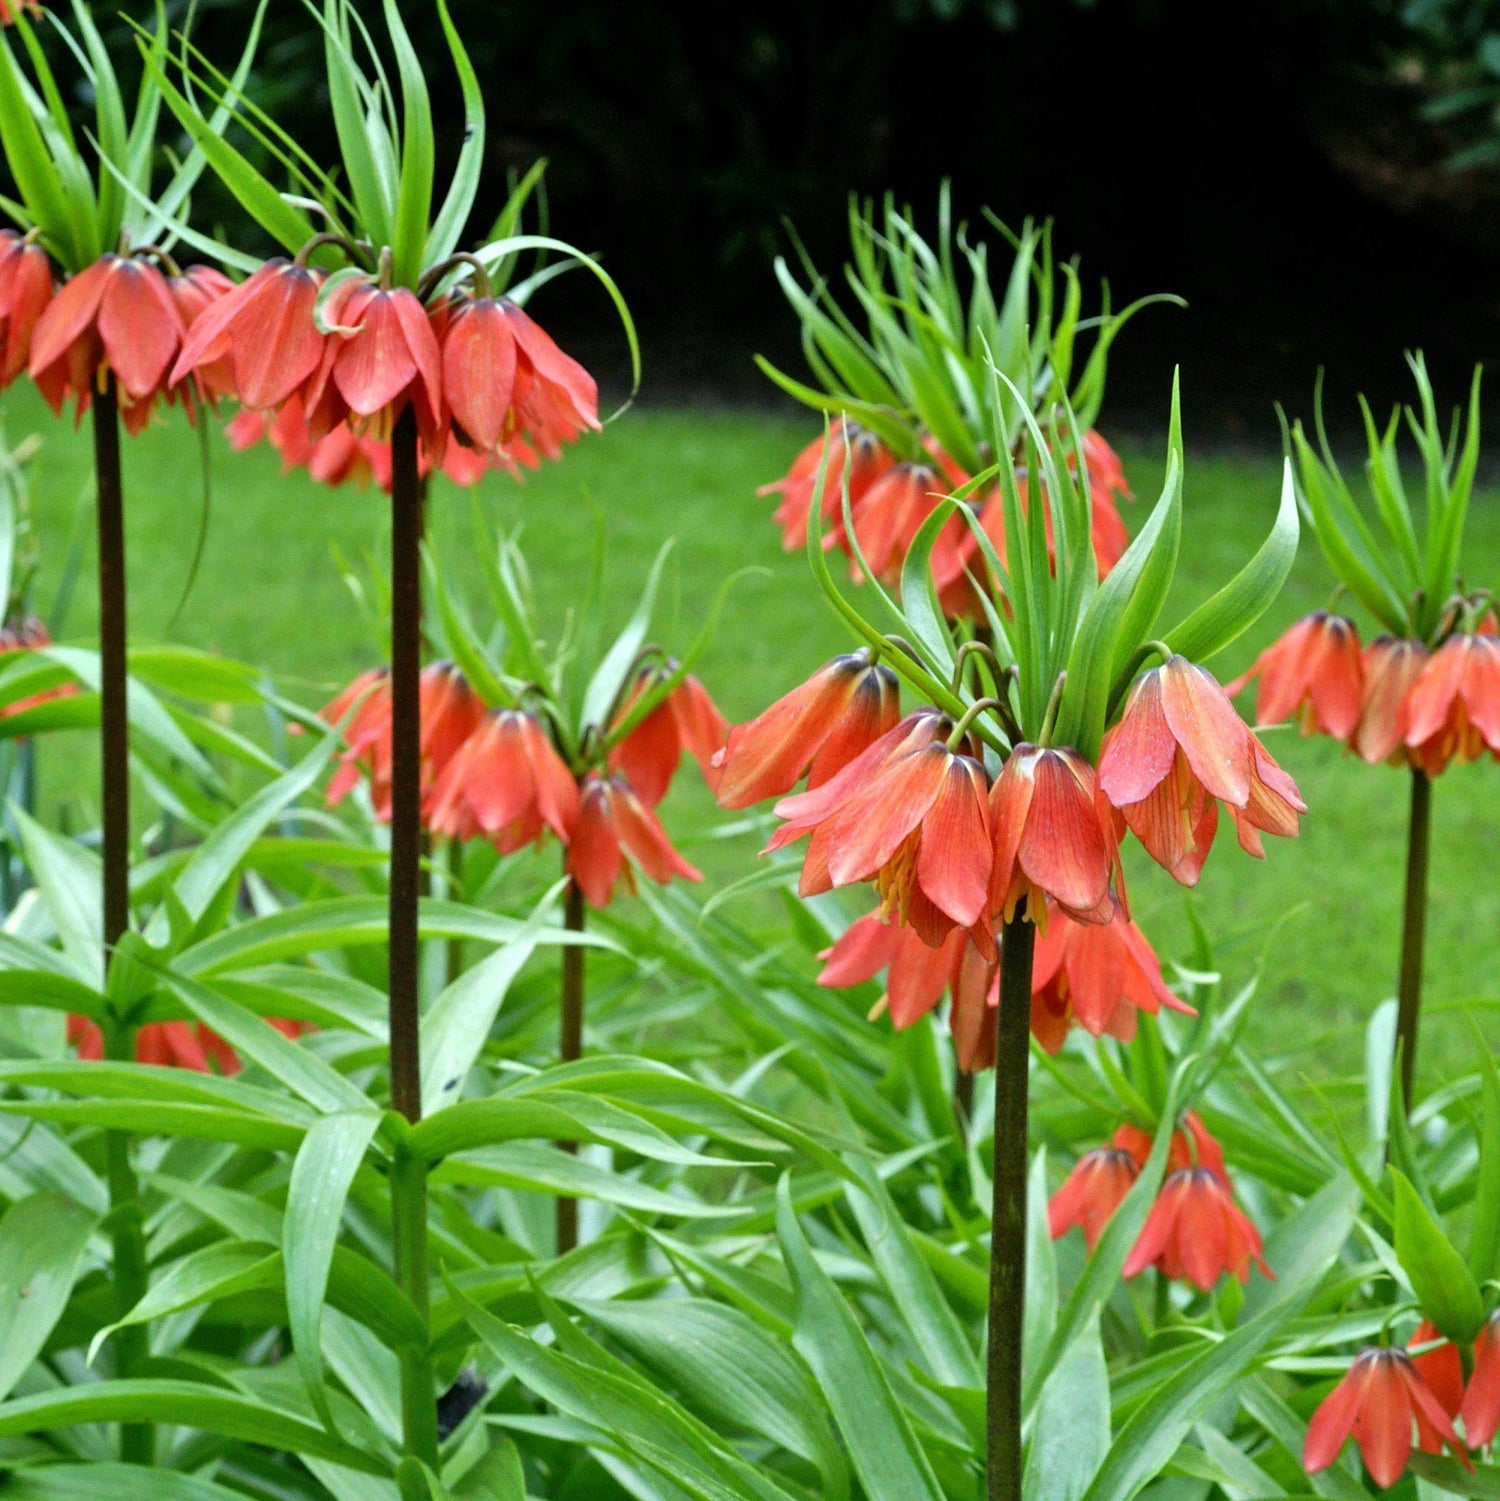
286,1110,384,1426
0,1194,97,1400
1164,458,1300,663
1470,1030,1500,1285
41,646,213,779
322,0,393,248
154,723,342,939
1079,1239,1334,1501
383,0,434,286
0,1381,388,1471
145,54,317,254
571,1296,850,1500
1023,1315,1109,1501
425,0,484,264
0,29,82,265
580,542,672,733
1,1465,251,1501
1392,1168,1486,1343
773,1177,944,1501
1022,1147,1058,1380
162,968,375,1116
843,1155,979,1388
420,889,554,1115
12,806,101,984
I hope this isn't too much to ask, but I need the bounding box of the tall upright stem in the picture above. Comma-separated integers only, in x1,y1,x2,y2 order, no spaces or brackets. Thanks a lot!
987,910,1035,1501
1395,768,1433,1114
555,875,586,1254
94,384,150,1465
93,384,130,950
387,409,438,1471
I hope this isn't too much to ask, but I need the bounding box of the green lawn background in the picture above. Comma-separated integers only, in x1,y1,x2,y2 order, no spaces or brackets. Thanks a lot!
7,383,1498,1089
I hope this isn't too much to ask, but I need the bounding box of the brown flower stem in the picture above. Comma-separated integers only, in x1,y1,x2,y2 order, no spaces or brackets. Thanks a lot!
555,874,586,1254
988,909,1035,1501
94,383,150,1465
387,408,438,1470
445,837,464,987
1395,767,1432,1115
953,1069,975,1140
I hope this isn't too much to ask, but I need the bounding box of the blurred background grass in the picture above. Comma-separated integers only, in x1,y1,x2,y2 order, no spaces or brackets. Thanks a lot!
8,382,1499,1093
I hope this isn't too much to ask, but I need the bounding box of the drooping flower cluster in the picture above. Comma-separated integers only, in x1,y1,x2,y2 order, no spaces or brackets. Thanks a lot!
1302,1322,1481,1489
817,900,1193,1070
1049,1112,1270,1291
2,246,236,433
1232,611,1500,778
718,649,1302,1053
318,661,720,910
226,400,495,493
174,263,598,472
761,420,1136,613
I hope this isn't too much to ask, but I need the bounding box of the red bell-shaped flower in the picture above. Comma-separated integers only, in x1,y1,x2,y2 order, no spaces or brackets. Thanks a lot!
1099,655,1304,886
989,744,1118,927
0,230,52,388
426,709,579,852
761,419,896,552
713,651,901,809
1304,1347,1470,1489
1121,1165,1270,1290
29,254,187,429
1229,612,1364,739
1403,633,1500,776
1352,636,1429,765
171,258,327,412
609,668,727,807
567,772,701,908
769,712,992,949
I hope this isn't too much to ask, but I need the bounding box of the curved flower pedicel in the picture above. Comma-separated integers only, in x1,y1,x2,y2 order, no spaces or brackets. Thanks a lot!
1304,1348,1471,1488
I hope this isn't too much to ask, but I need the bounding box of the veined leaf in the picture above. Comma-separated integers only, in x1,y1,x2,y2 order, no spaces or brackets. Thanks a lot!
1164,458,1300,663
0,1193,97,1400
286,1110,384,1426
774,1177,944,1501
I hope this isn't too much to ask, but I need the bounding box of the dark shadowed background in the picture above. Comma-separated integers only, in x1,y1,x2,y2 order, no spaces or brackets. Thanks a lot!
57,0,1500,433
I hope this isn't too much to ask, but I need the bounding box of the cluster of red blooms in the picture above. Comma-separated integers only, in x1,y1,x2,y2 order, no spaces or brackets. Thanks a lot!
1048,1111,1270,1291
713,648,1302,1057
67,1014,304,1075
761,419,1136,614
0,237,238,433
1302,1313,1500,1487
1232,610,1500,778
320,661,723,910
0,233,599,472
226,400,493,493
817,899,1194,1071
172,261,598,470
